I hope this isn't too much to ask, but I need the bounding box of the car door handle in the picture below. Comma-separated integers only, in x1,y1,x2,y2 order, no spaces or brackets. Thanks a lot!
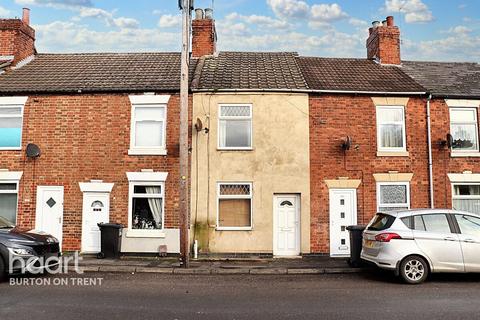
444,237,457,241
463,239,475,243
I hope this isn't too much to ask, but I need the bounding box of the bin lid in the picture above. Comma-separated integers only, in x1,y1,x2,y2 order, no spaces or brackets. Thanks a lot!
346,225,366,231
97,223,123,229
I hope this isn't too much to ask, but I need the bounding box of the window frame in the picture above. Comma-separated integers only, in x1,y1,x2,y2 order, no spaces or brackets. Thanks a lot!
0,97,27,151
216,182,253,231
127,180,166,236
376,105,407,153
451,183,480,214
217,103,253,151
128,95,169,156
449,107,479,153
376,181,410,212
0,181,20,224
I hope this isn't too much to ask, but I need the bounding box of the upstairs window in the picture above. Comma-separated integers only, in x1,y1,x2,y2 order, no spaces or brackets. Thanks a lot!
450,108,479,152
0,97,27,150
218,104,252,149
128,95,170,155
376,106,406,152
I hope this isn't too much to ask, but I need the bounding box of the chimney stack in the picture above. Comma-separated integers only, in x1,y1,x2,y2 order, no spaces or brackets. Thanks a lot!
191,8,217,58
0,8,36,68
22,8,30,25
366,16,401,65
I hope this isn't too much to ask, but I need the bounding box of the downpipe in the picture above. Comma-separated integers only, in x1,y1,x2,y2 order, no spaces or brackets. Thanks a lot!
426,94,434,208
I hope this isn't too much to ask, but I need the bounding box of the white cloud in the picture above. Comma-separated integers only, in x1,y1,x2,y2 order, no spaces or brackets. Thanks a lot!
158,14,181,28
77,7,139,29
310,4,348,23
34,20,180,52
15,0,93,9
448,25,472,34
266,0,309,19
0,6,11,17
224,12,291,30
385,0,434,23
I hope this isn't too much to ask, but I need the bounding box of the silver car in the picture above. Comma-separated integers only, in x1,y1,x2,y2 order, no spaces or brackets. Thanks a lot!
361,209,480,284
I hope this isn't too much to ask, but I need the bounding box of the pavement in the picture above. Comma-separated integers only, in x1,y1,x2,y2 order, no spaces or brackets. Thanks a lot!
3,272,480,320
71,255,370,275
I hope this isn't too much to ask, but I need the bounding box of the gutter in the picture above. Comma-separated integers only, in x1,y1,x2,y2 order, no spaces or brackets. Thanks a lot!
426,94,434,208
192,88,427,95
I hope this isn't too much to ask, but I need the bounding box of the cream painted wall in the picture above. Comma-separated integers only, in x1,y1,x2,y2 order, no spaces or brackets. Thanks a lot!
191,92,310,254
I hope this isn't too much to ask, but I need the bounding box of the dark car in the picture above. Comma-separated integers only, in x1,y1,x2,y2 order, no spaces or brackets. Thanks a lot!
0,216,61,281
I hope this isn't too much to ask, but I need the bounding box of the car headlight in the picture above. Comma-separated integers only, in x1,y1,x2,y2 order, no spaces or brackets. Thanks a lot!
8,247,35,256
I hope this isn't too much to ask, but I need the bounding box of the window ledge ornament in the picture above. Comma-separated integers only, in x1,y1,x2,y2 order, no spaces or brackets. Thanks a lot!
448,172,480,183
324,178,361,189
373,172,413,182
126,171,168,182
371,97,409,107
0,170,23,181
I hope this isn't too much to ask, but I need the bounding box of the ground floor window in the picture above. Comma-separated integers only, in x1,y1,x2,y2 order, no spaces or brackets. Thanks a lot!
129,183,164,230
0,182,18,224
377,182,410,212
452,184,480,215
217,182,252,230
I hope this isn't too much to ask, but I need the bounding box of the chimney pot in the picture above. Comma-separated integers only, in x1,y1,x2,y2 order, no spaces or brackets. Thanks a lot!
372,21,380,28
22,8,30,25
382,20,387,27
386,16,394,27
204,8,213,19
195,8,204,20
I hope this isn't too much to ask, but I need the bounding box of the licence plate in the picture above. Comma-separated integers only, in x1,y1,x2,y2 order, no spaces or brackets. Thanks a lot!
364,240,375,248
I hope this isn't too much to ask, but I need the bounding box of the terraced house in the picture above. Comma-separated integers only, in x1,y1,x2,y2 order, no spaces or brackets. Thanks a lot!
1,8,479,258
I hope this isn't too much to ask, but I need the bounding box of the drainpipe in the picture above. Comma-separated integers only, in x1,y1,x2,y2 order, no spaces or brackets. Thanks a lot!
426,94,434,208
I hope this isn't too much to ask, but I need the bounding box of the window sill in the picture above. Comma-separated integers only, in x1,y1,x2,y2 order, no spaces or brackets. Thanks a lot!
128,148,167,156
216,227,253,231
217,148,253,151
451,152,480,158
377,151,409,157
0,147,22,151
125,230,166,238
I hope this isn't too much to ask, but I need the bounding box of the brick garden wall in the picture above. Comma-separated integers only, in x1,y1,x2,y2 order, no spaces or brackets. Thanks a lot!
0,93,184,251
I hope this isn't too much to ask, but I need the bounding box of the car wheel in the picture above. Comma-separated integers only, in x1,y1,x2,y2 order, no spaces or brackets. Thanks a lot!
400,256,429,284
0,256,6,283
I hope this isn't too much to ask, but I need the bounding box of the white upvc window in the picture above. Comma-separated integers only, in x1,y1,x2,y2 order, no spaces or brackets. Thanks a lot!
377,182,410,212
218,104,252,150
452,183,480,215
450,107,479,153
217,182,253,230
0,181,19,224
126,171,168,237
128,95,170,155
376,105,406,153
0,97,27,150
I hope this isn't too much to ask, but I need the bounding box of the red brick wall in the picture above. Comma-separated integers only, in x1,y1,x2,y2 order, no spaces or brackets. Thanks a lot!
0,93,183,251
430,99,480,208
0,19,35,65
192,19,216,58
309,94,430,253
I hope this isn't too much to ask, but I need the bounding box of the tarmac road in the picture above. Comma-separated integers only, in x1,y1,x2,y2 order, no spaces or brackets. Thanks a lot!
1,271,480,320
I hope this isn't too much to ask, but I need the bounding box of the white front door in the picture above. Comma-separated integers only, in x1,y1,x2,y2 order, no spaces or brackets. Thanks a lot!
36,186,64,248
329,189,357,257
81,193,110,253
273,195,300,256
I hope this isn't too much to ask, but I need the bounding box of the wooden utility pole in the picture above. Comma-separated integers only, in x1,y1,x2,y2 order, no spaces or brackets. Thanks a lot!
179,0,191,268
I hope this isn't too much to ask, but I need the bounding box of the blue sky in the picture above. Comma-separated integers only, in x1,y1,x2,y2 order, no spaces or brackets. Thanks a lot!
0,0,479,61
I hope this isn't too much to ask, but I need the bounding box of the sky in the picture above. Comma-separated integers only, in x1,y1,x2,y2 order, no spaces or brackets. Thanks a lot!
0,0,479,62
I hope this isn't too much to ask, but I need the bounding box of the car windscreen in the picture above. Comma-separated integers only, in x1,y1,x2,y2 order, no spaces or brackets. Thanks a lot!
367,213,396,231
0,216,15,229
